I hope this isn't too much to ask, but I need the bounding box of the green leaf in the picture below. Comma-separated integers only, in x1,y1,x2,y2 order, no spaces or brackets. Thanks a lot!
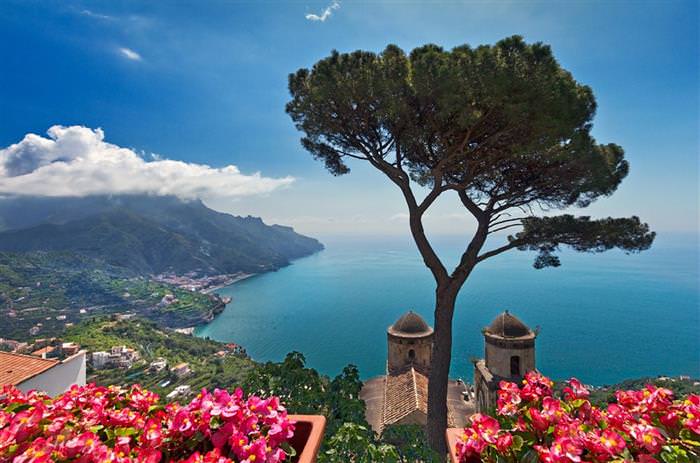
280,441,297,458
115,427,138,437
512,435,524,452
209,416,222,430
3,402,31,414
679,428,700,445
572,399,587,408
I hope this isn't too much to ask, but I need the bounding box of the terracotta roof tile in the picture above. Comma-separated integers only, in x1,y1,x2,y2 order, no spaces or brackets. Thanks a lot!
0,351,58,386
31,346,55,357
382,367,428,428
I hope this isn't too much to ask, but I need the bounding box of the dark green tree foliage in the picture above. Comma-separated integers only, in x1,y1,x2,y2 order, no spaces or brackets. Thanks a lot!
242,353,368,437
381,425,442,462
321,423,400,463
286,36,655,451
327,365,367,432
243,353,435,462
243,352,327,415
514,215,654,269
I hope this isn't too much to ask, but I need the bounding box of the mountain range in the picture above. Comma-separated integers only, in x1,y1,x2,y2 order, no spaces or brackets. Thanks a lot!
0,195,323,275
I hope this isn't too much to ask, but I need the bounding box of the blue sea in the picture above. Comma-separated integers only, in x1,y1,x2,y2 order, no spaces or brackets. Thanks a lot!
195,233,700,385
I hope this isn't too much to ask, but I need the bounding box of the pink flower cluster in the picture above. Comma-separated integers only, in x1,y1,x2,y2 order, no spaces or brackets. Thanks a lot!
0,383,295,463
456,372,700,462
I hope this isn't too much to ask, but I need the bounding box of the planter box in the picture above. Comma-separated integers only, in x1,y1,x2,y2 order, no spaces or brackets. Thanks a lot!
445,428,464,463
288,415,326,463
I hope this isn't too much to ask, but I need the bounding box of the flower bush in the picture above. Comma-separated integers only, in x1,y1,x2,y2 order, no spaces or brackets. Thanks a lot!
0,383,295,463
456,372,700,463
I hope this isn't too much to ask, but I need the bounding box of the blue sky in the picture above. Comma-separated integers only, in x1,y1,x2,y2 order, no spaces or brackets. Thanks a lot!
0,0,697,237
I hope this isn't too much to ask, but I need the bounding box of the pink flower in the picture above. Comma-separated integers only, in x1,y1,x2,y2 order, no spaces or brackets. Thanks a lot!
496,381,521,416
63,431,100,459
454,373,699,462
541,397,564,423
562,378,589,401
521,371,553,402
137,447,163,463
456,427,488,459
637,454,660,463
0,383,295,463
12,437,53,463
606,403,633,428
529,408,550,432
470,413,500,444
495,432,513,453
549,436,583,462
682,395,700,434
629,423,664,453
141,418,163,447
598,428,626,456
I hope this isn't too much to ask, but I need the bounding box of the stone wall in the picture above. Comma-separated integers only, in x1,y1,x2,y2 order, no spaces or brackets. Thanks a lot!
387,333,432,375
484,337,535,379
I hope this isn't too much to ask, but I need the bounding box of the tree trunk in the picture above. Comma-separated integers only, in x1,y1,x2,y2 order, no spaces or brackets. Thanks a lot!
426,284,458,455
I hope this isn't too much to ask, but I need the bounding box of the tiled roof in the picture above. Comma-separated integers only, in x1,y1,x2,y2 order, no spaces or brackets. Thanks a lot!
31,346,56,357
382,367,428,427
0,351,58,386
485,311,534,339
389,311,433,336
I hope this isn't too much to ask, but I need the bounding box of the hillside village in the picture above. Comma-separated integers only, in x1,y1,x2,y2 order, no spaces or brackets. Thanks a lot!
0,317,252,400
0,252,231,340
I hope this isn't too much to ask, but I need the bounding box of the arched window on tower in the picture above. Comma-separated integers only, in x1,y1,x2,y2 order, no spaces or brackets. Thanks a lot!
510,355,521,376
408,349,415,362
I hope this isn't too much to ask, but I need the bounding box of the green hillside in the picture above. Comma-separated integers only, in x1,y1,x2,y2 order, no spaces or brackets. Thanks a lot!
64,318,253,397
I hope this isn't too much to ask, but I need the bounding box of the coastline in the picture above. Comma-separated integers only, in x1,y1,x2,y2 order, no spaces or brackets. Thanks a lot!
202,272,256,294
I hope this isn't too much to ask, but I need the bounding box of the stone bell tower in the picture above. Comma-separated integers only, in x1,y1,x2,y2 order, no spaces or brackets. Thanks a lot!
387,311,433,375
473,311,537,413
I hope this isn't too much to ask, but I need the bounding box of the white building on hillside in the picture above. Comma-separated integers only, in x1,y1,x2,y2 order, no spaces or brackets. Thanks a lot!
92,351,110,369
0,351,86,396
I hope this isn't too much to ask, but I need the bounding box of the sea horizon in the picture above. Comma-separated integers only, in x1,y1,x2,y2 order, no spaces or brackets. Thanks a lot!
196,230,700,386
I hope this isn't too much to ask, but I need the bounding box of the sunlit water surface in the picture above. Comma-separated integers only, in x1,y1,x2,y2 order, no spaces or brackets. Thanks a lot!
196,233,699,385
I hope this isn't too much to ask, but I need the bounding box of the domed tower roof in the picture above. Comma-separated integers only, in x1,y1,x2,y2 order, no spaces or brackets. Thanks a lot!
485,311,534,339
388,311,433,338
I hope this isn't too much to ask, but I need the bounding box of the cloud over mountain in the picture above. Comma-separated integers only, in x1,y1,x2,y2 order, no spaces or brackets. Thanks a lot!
0,125,293,200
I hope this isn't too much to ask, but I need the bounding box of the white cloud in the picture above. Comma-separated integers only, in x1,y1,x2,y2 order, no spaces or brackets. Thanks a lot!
0,125,294,200
80,9,114,21
305,1,340,21
118,47,142,61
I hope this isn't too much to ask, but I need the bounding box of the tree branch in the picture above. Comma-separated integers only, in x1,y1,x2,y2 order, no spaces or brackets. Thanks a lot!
418,173,447,214
368,156,450,284
489,217,525,227
487,223,524,234
457,190,486,222
451,221,489,285
476,240,522,263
